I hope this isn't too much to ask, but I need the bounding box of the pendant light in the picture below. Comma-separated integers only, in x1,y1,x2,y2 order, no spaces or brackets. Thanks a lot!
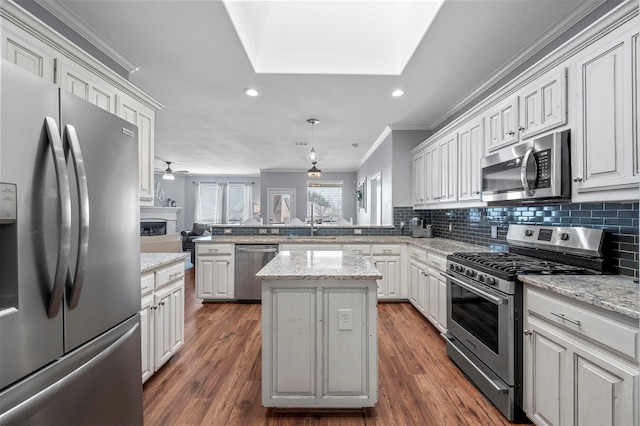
162,161,176,181
306,118,321,178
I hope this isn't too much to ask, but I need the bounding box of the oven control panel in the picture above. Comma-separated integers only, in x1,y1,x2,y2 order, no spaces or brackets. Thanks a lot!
506,224,604,257
446,260,515,295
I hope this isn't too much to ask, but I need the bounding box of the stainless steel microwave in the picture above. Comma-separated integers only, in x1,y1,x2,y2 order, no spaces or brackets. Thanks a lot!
481,130,570,203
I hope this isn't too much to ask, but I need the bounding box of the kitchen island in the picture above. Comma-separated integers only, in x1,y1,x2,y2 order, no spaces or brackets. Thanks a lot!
256,250,382,409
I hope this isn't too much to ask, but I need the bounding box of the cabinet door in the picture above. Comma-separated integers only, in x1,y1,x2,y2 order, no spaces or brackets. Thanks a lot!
439,133,458,203
633,32,639,177
436,274,447,333
58,60,117,113
426,269,439,328
524,320,571,426
412,150,426,207
140,294,155,383
169,283,185,354
117,94,155,206
424,144,439,204
1,21,55,81
196,255,234,299
458,117,484,202
485,97,519,155
574,28,636,197
518,69,566,139
154,287,174,370
373,256,401,300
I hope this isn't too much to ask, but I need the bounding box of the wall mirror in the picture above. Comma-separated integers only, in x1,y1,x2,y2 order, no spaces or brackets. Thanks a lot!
267,188,295,224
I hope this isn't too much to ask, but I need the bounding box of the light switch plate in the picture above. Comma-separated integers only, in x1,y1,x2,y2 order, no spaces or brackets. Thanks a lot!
491,225,498,238
259,228,267,235
270,228,279,234
354,228,363,235
224,228,232,234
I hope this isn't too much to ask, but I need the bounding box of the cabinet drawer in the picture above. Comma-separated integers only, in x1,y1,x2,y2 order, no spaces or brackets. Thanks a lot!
371,244,401,256
427,253,447,271
141,271,154,296
197,243,234,256
342,244,371,256
526,286,639,360
155,262,185,289
408,246,428,263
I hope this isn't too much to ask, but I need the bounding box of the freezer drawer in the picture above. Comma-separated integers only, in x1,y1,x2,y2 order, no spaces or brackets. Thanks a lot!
0,315,143,425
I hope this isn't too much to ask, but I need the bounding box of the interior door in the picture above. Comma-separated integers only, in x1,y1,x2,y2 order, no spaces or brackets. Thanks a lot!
60,90,140,352
0,60,64,389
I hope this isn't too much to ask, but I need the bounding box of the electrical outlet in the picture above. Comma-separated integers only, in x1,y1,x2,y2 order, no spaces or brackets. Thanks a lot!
338,309,352,331
259,228,267,235
270,228,279,234
353,228,363,235
491,225,498,239
224,228,232,234
448,222,453,232
400,221,405,232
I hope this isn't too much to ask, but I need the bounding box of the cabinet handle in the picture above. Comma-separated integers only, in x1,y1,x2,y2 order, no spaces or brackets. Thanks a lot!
507,130,515,136
158,301,165,306
523,329,532,336
550,312,581,326
151,305,157,310
573,176,583,182
169,272,183,279
475,191,481,195
383,249,392,253
518,126,525,132
207,248,219,253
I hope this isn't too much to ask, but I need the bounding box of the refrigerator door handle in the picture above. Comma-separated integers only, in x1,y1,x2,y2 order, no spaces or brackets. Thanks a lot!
44,117,72,318
64,124,89,309
0,322,140,425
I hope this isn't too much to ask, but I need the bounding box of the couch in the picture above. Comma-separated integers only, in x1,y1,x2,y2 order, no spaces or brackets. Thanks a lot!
180,223,212,263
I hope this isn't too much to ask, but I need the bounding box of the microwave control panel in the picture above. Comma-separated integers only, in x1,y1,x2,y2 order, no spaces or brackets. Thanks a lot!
534,149,551,188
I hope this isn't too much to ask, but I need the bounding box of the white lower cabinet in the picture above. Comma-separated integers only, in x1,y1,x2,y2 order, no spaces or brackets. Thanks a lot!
523,285,639,426
425,253,447,333
196,244,235,300
408,246,428,314
140,259,185,383
371,244,405,300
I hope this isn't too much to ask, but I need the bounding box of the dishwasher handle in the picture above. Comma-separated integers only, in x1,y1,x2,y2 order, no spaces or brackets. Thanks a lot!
236,247,279,253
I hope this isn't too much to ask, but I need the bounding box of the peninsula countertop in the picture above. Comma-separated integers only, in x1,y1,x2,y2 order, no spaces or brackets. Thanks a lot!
256,250,382,281
519,274,639,320
194,235,496,257
140,252,190,273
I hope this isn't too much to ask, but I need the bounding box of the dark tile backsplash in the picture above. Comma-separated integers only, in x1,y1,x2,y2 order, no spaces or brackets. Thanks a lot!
413,202,639,278
205,203,638,278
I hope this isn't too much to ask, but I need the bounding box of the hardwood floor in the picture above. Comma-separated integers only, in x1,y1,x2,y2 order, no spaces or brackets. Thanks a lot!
143,269,524,425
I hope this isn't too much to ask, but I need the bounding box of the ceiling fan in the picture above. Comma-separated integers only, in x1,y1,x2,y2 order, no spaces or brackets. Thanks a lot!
155,161,189,181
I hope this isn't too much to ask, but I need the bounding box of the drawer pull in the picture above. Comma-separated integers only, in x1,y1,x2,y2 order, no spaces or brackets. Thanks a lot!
169,272,183,280
207,248,219,253
523,329,532,336
383,249,392,253
550,312,581,326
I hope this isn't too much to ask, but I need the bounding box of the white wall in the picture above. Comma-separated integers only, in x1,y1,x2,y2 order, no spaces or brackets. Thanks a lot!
391,130,431,206
260,171,357,224
152,173,188,231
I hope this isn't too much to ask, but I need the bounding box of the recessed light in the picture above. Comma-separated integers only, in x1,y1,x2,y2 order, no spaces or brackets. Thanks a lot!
351,143,359,148
244,88,259,97
392,89,404,97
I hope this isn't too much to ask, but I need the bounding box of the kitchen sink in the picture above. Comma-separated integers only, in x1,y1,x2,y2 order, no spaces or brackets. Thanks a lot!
286,236,337,240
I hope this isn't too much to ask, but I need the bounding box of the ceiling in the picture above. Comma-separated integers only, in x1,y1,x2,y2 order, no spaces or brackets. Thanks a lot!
51,0,602,176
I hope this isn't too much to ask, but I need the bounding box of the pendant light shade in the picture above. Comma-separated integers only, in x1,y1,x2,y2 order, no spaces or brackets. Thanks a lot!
163,161,176,180
305,118,321,178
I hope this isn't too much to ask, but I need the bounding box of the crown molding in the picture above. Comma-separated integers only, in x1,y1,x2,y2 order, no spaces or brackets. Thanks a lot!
358,126,392,169
33,0,139,73
430,0,608,129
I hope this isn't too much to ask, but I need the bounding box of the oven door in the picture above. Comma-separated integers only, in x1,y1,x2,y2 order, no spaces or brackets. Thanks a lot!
446,273,514,384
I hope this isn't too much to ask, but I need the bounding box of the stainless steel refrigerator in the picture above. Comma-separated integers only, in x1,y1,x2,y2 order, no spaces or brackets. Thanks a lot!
0,60,143,424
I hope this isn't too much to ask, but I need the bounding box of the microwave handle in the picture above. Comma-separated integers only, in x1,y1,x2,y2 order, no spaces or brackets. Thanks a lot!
520,146,537,196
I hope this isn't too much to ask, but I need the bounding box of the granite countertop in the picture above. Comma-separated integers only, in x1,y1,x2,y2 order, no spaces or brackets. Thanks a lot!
256,250,383,281
194,235,495,256
141,252,190,273
519,275,640,320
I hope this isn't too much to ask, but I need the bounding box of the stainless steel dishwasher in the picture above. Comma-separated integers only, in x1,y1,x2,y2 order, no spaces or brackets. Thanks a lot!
235,244,279,301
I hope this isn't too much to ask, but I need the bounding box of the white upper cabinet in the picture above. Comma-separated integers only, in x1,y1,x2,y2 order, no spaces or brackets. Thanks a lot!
518,68,567,139
1,20,55,81
59,60,117,114
438,132,458,204
412,150,426,207
485,96,519,154
424,143,440,205
457,117,484,203
117,95,155,206
572,19,639,202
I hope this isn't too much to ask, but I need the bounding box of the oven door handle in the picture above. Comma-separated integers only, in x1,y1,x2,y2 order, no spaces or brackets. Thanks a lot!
443,273,506,305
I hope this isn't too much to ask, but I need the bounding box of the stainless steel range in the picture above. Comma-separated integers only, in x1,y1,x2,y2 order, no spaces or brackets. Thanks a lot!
443,225,605,422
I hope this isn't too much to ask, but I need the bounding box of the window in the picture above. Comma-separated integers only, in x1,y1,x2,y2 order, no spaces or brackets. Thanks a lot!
196,183,221,223
307,181,343,222
227,183,246,224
